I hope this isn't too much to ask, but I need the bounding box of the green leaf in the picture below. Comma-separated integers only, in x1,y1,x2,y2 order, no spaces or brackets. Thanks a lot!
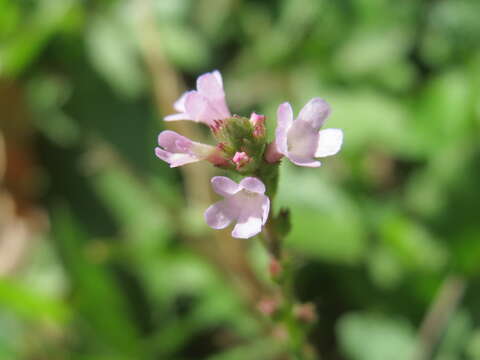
337,312,415,360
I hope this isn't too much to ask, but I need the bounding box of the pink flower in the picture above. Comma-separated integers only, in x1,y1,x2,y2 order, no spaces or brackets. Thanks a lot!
164,70,231,126
272,98,343,167
205,176,270,239
155,130,220,167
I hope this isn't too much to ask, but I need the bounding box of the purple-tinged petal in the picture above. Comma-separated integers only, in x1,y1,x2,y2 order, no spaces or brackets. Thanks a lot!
158,130,192,152
164,91,193,121
297,98,330,131
275,102,294,155
211,176,241,196
212,70,223,86
155,148,198,167
287,154,321,168
260,195,270,225
239,177,266,194
315,128,343,158
197,71,224,97
205,200,236,229
155,130,217,167
184,92,225,125
164,113,189,121
196,70,231,119
205,176,270,239
173,91,191,112
231,195,269,239
232,215,262,239
286,121,319,160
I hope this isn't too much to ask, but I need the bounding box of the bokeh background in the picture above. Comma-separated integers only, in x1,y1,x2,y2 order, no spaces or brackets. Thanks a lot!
1,0,480,359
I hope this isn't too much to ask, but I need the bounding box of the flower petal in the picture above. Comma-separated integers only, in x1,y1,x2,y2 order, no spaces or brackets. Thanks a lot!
297,98,330,131
164,113,189,121
286,121,319,159
315,128,343,158
155,148,199,167
196,70,231,119
275,102,294,155
173,91,191,112
205,200,236,229
231,195,269,239
197,71,224,97
287,153,321,168
260,195,270,225
157,130,192,152
239,177,266,194
184,92,225,125
211,176,241,196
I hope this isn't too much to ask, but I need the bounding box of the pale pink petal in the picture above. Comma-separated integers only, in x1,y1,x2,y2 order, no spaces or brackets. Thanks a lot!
260,195,270,225
239,177,266,194
231,195,269,239
164,113,189,121
155,148,198,167
196,71,231,119
205,200,236,229
173,91,191,112
164,91,193,121
211,176,241,196
275,102,294,155
184,92,224,125
157,130,192,152
232,215,263,239
197,71,224,97
315,128,343,157
286,121,319,160
287,154,321,168
297,98,330,131
212,70,223,86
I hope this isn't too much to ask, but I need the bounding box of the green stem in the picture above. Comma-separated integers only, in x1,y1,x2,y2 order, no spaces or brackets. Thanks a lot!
256,161,314,360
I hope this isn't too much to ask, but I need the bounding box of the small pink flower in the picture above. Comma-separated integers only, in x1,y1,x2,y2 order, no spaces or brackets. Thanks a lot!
164,70,231,126
155,130,219,167
205,176,270,239
232,151,251,170
272,98,343,167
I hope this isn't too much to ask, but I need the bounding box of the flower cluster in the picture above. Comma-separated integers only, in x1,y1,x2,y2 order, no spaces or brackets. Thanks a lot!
155,70,343,239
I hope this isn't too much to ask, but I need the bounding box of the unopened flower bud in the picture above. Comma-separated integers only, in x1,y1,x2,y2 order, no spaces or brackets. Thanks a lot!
249,112,266,138
232,151,251,170
257,297,279,316
265,142,284,163
294,302,317,324
269,258,282,279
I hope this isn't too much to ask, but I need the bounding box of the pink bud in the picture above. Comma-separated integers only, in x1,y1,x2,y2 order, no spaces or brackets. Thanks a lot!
269,258,282,278
294,302,317,323
257,297,278,316
250,112,266,138
232,151,251,170
210,119,225,134
265,142,284,163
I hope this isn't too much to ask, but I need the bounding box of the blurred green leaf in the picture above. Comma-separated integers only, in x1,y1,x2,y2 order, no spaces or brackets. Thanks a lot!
86,10,145,98
337,312,415,360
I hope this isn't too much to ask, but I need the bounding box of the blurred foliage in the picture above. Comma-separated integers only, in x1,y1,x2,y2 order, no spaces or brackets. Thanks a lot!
1,0,480,359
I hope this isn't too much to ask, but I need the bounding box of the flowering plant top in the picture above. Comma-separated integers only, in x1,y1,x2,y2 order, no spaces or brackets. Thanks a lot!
155,70,343,239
